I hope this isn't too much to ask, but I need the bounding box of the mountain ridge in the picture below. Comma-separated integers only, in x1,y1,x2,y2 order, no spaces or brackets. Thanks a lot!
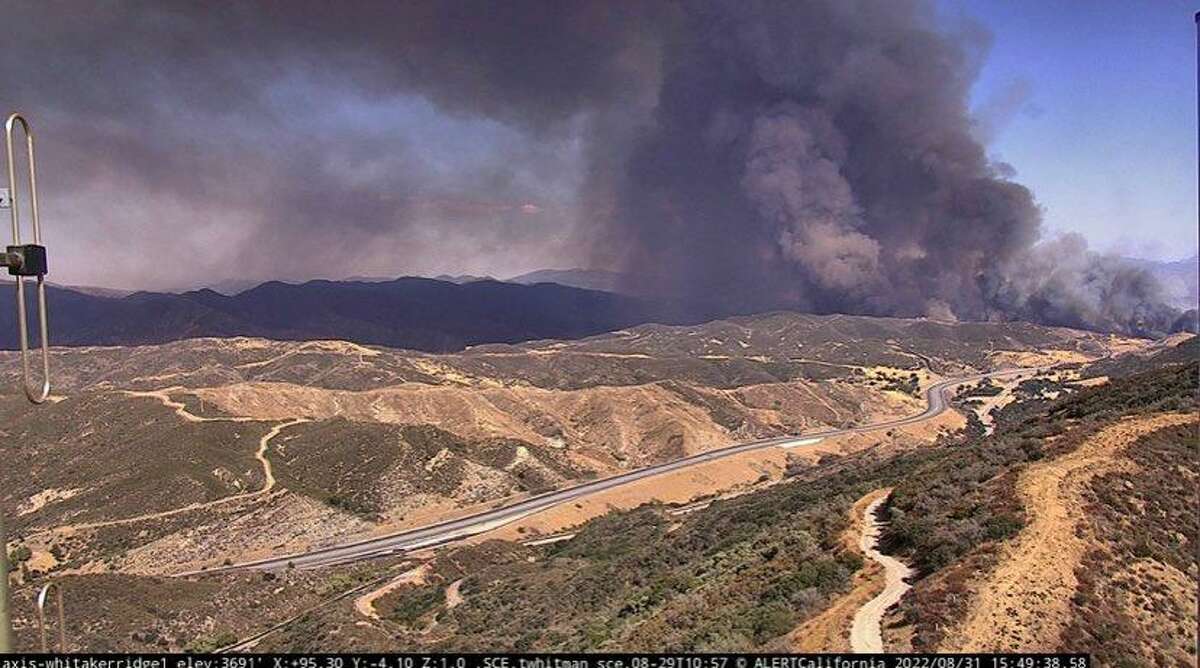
0,277,698,352
3,262,1195,353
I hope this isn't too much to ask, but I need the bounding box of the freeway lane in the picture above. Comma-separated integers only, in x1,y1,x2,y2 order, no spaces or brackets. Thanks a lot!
182,367,1034,575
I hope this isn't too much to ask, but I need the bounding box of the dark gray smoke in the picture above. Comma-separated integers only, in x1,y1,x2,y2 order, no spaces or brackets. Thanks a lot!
599,0,1185,336
0,0,1186,336
0,1,668,289
982,235,1186,335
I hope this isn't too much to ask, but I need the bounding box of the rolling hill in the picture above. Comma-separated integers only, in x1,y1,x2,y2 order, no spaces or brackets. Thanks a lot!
0,311,1189,654
0,278,700,352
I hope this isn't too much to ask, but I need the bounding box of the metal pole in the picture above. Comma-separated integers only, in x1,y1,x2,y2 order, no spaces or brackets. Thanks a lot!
0,111,55,653
36,587,46,653
58,586,65,652
36,582,65,652
5,113,52,404
0,518,11,652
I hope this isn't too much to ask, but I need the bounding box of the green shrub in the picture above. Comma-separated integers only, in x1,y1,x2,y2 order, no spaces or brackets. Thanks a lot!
380,585,442,625
185,629,238,653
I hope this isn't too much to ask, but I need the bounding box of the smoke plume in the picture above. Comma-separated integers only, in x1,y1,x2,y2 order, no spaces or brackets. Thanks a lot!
600,0,1186,336
0,0,1188,336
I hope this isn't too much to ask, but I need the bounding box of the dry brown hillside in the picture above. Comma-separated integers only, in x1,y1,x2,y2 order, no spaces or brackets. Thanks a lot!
0,313,1142,575
877,347,1197,664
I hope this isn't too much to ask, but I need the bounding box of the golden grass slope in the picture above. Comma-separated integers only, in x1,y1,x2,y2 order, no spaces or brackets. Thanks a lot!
939,412,1197,652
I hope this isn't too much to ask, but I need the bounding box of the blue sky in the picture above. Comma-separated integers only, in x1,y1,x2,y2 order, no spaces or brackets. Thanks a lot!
949,0,1198,261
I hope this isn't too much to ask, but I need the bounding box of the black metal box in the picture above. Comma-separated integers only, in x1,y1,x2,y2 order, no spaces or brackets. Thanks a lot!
7,244,48,276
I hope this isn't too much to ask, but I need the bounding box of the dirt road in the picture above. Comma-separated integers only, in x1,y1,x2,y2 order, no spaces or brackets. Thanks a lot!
123,387,255,423
785,488,887,652
941,412,1196,651
850,495,913,653
29,412,305,537
255,418,306,493
354,563,430,620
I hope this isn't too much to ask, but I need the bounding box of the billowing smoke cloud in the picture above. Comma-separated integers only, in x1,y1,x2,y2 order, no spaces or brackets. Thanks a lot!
0,0,1187,335
0,1,667,289
597,0,1187,336
983,234,1183,335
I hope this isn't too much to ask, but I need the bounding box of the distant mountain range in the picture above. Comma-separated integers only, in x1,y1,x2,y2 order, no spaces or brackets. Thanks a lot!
197,258,1196,307
506,268,625,292
204,275,483,296
0,277,705,352
47,282,134,299
433,273,495,284
3,258,1192,352
203,269,618,296
1127,254,1198,310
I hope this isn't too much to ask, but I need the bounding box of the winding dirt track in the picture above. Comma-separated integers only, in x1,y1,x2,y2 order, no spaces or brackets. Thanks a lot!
353,563,429,620
122,388,309,499
28,392,305,536
849,495,913,653
785,488,886,652
122,388,255,423
941,412,1196,652
254,419,305,493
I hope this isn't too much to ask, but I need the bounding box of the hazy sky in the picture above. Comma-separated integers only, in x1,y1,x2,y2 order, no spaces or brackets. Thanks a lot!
0,1,1194,292
954,0,1197,261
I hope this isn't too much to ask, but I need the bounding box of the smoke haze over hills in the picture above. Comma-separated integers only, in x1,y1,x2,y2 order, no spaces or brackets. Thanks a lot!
0,0,1191,336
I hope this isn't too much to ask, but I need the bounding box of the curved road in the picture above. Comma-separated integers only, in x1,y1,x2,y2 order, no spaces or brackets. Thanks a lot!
183,367,1033,576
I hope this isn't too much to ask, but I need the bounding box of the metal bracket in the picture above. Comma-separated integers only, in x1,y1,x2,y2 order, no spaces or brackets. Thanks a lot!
4,112,51,404
3,244,47,276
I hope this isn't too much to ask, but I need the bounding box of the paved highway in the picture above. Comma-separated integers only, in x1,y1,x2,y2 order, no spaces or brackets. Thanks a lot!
183,367,1033,575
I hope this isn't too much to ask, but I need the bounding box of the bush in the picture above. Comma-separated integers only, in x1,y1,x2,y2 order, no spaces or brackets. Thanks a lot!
379,585,442,625
984,514,1022,541
321,572,365,596
185,629,238,653
747,603,795,643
